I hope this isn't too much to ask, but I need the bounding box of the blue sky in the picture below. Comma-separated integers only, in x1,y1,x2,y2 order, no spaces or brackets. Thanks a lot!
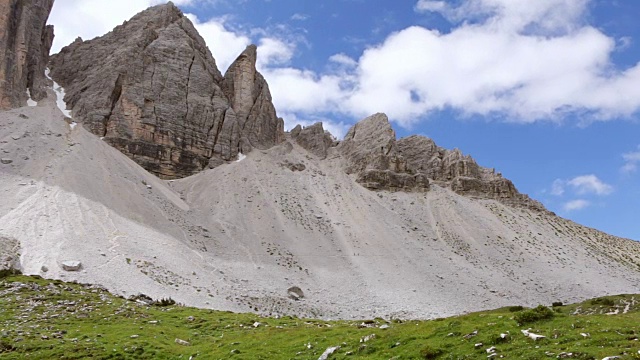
49,0,640,240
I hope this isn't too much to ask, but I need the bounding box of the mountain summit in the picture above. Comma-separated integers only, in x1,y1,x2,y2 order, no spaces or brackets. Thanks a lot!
48,3,284,178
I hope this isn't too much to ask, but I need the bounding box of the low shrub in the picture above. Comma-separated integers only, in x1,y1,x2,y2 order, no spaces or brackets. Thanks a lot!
552,301,563,307
153,297,176,307
508,305,524,312
420,345,444,359
514,305,554,325
590,297,614,306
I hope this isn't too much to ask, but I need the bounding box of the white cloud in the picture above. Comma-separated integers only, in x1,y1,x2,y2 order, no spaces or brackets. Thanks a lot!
550,179,565,196
567,174,613,195
329,53,358,68
563,199,590,211
49,0,154,54
291,13,309,21
415,1,448,13
280,112,349,140
622,146,640,173
184,14,251,72
550,174,613,198
48,0,640,130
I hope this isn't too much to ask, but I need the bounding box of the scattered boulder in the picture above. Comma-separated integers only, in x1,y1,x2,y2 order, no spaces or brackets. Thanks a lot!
318,346,340,360
287,286,304,300
281,161,306,172
61,261,82,271
175,338,190,346
0,158,13,164
0,0,54,109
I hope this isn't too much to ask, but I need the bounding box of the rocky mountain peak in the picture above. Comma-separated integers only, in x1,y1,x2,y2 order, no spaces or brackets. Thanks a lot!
290,122,337,159
338,113,429,192
48,4,282,178
0,0,54,109
222,44,284,154
335,113,545,210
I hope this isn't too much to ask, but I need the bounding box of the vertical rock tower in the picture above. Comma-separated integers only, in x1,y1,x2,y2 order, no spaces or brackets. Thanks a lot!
49,3,284,178
0,0,54,109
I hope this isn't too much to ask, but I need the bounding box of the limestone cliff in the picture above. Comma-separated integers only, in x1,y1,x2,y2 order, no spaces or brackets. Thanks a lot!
222,45,284,153
290,122,336,159
338,113,429,192
338,113,545,210
0,0,54,109
48,3,283,178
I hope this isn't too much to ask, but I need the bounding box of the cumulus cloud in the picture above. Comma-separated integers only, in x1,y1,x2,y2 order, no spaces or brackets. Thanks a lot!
550,179,565,196
567,175,613,195
563,199,590,211
551,174,613,197
49,0,640,129
291,13,309,21
622,146,640,173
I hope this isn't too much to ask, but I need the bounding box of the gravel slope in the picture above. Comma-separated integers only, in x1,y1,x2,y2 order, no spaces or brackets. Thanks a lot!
1,95,639,319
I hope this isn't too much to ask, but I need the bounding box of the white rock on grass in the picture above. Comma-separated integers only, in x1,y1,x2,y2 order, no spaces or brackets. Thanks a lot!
318,346,340,360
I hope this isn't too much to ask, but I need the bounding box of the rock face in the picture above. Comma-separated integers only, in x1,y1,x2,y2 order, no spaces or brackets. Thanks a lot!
396,135,545,210
338,113,429,192
338,113,544,209
0,0,54,109
48,3,283,178
290,122,336,159
221,45,285,154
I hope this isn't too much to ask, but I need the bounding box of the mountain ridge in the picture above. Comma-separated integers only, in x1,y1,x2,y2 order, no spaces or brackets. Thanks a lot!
0,1,639,321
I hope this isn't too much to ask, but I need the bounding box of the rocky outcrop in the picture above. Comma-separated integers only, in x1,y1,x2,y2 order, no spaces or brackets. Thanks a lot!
396,135,545,210
290,122,336,159
0,0,54,109
222,45,284,153
338,114,544,209
48,3,283,178
338,113,429,192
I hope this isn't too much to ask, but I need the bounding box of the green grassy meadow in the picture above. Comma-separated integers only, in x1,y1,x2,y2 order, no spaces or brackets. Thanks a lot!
0,274,639,359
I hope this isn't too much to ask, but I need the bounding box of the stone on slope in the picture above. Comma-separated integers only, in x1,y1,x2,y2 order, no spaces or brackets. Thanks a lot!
290,122,336,159
0,0,54,109
338,113,429,192
48,3,283,179
61,261,82,271
221,45,285,153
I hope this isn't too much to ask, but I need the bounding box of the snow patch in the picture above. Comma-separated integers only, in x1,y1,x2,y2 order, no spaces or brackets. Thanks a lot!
44,68,72,118
26,89,37,107
70,122,77,130
236,153,246,162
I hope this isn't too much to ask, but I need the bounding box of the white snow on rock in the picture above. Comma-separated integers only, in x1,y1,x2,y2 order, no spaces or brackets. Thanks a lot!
236,152,246,162
70,122,77,129
26,89,37,107
44,68,72,118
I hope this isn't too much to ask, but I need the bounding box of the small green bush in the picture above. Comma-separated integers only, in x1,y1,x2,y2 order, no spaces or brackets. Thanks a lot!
590,297,614,306
552,301,563,307
514,305,554,325
420,345,444,359
508,305,524,312
153,297,176,307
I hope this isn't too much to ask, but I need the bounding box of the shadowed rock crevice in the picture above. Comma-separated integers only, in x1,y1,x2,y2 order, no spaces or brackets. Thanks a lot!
0,0,54,109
